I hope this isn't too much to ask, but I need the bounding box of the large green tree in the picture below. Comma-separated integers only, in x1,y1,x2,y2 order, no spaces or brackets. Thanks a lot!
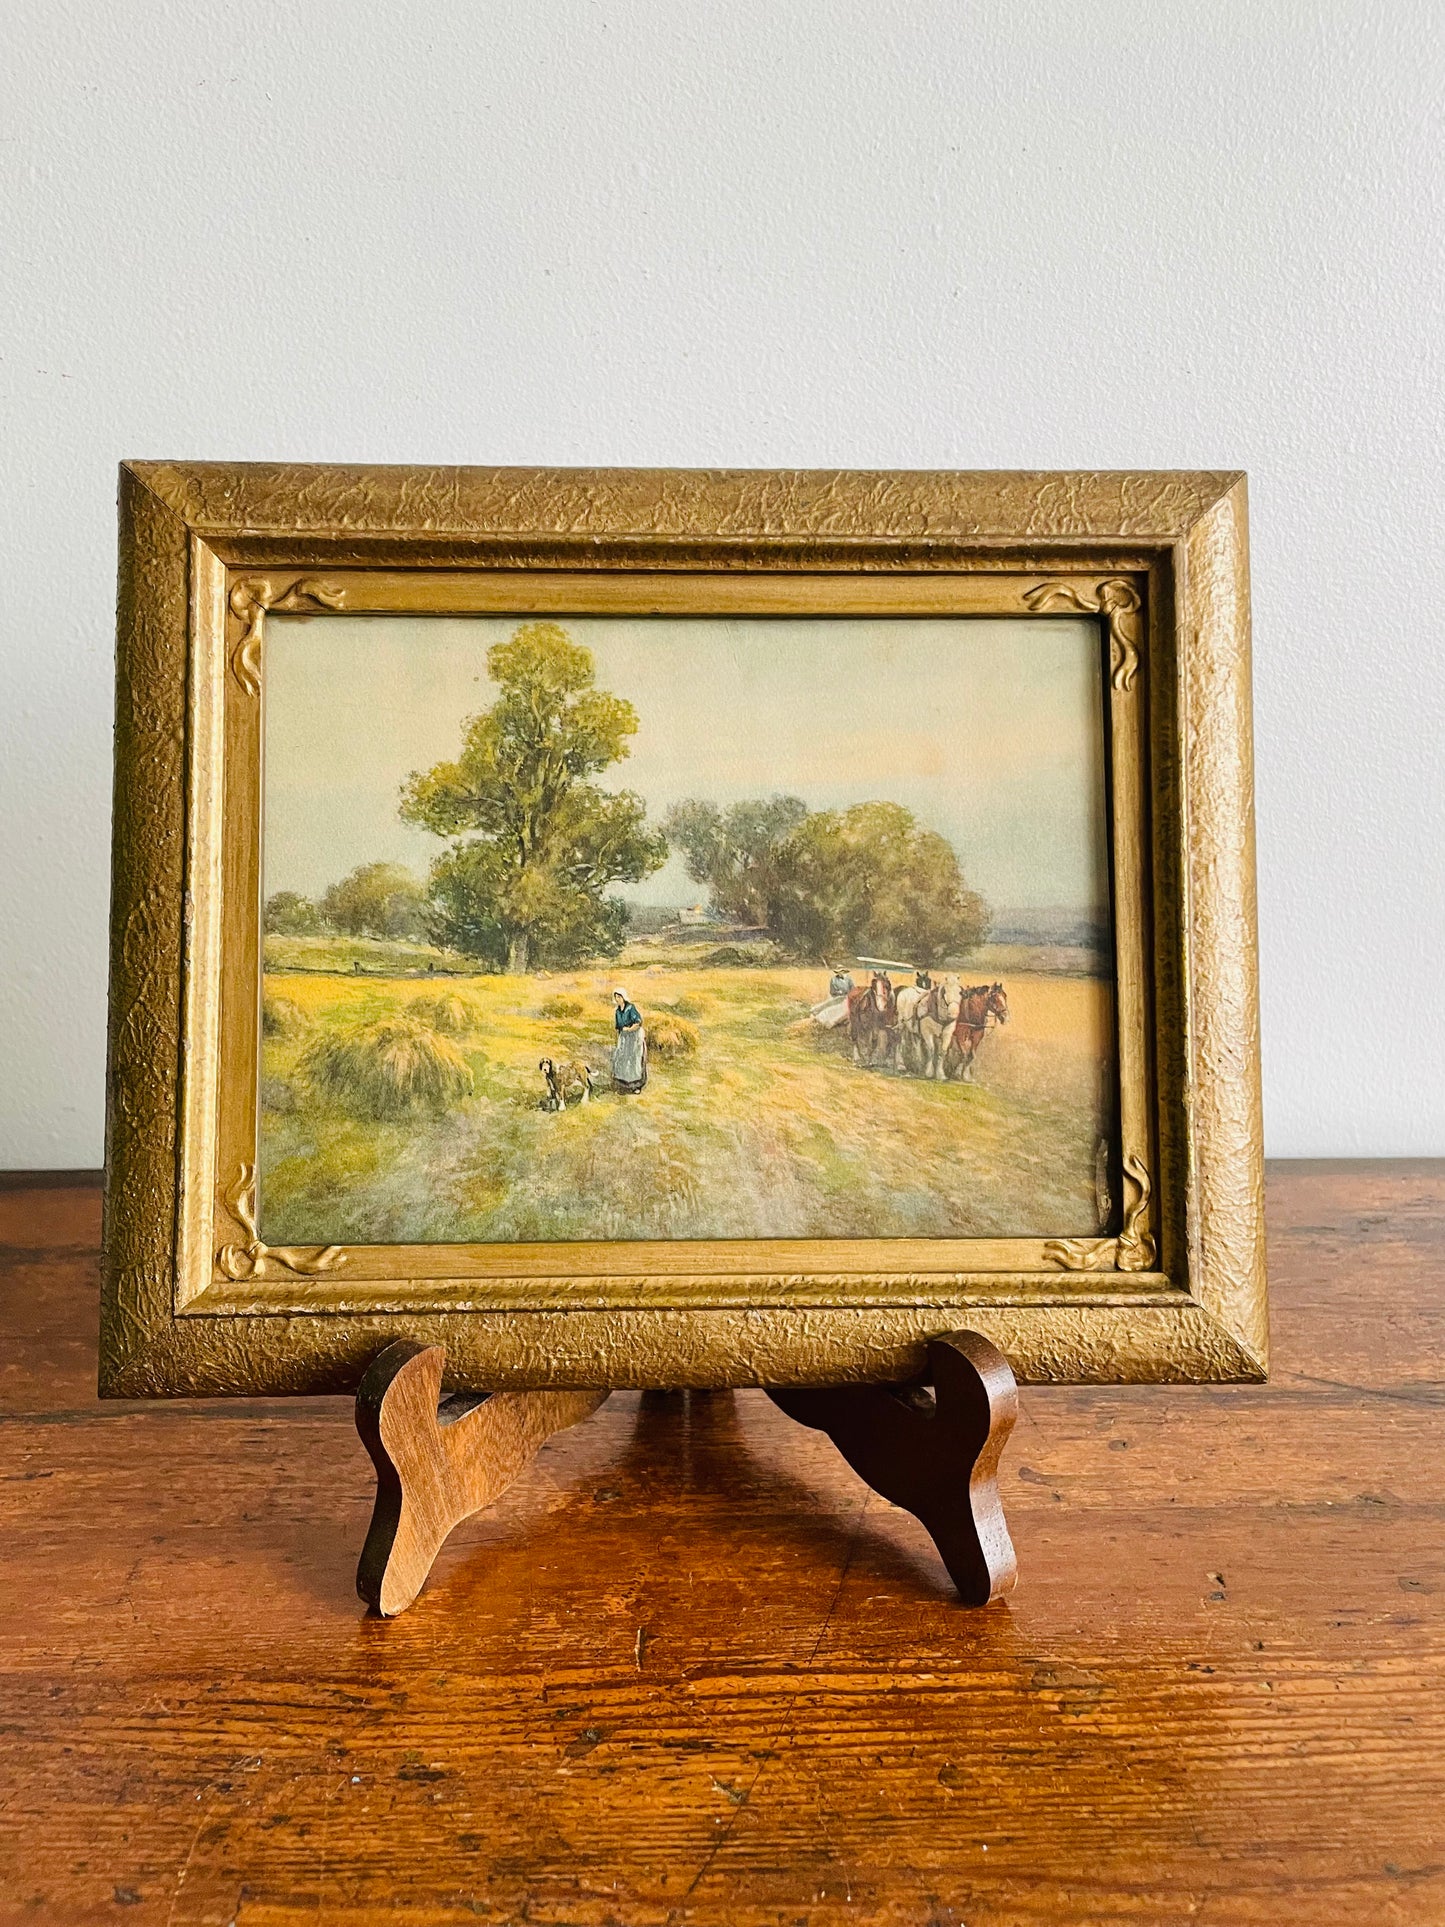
401,623,665,971
767,801,988,964
661,795,808,924
662,794,989,965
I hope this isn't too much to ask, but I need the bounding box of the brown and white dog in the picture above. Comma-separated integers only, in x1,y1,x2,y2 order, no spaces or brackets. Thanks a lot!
539,1057,593,1111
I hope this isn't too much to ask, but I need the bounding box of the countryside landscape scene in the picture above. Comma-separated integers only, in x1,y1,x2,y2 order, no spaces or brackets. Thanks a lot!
258,613,1117,1246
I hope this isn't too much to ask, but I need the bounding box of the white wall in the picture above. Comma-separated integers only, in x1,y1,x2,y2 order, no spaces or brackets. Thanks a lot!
2,0,1442,1166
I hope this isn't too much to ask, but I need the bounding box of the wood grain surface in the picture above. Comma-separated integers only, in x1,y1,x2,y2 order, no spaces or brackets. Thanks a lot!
2,1164,1442,1926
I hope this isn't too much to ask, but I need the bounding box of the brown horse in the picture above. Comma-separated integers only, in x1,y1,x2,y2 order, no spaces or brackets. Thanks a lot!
947,982,1009,1081
847,972,899,1068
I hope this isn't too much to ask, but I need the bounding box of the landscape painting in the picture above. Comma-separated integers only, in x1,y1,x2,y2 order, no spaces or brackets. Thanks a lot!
257,613,1118,1247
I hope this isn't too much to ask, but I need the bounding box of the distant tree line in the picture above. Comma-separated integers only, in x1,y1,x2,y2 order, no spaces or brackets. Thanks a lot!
268,623,989,972
264,863,430,942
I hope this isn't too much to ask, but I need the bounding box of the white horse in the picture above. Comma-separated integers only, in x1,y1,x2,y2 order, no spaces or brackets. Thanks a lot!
894,983,929,1071
897,977,963,1079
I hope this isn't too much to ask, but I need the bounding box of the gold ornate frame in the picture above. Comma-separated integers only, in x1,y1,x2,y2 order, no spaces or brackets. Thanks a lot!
102,465,1265,1396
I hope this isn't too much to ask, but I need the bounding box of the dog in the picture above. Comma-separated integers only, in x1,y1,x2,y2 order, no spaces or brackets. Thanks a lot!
539,1056,593,1111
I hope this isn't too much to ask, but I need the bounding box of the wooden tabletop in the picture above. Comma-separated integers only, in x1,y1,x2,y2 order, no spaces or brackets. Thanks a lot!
1,1165,1442,1926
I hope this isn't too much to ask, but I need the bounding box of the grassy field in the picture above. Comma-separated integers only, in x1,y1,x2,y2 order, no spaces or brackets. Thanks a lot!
258,945,1115,1245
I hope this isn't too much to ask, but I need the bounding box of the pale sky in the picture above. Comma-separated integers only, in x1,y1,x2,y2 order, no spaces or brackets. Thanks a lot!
263,613,1111,915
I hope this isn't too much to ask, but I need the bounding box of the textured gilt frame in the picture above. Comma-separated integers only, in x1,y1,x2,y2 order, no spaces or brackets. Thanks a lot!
102,465,1264,1397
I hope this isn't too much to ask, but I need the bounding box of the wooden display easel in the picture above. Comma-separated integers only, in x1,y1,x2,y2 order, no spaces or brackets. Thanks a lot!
355,1332,1018,1617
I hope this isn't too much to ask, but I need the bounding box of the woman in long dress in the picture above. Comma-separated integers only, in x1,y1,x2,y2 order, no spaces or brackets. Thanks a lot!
611,988,647,1093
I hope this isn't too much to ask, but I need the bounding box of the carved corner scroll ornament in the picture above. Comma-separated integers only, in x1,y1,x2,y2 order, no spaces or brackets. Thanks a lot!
216,1164,347,1282
1023,578,1143,692
227,577,347,697
1043,1153,1157,1274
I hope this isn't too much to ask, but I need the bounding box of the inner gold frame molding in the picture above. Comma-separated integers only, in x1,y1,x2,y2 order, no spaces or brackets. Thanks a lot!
102,464,1265,1397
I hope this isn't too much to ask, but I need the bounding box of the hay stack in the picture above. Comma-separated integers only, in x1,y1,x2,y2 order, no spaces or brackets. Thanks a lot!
648,1013,700,1061
261,993,309,1039
302,1015,473,1119
409,992,482,1034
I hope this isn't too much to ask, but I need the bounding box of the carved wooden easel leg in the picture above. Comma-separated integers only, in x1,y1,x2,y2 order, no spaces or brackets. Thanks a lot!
355,1341,607,1616
768,1330,1019,1605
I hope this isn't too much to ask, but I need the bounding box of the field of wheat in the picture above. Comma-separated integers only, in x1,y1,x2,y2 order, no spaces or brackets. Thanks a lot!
257,954,1115,1246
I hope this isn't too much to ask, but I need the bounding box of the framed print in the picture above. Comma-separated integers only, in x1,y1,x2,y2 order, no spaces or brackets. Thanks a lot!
101,465,1266,1396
